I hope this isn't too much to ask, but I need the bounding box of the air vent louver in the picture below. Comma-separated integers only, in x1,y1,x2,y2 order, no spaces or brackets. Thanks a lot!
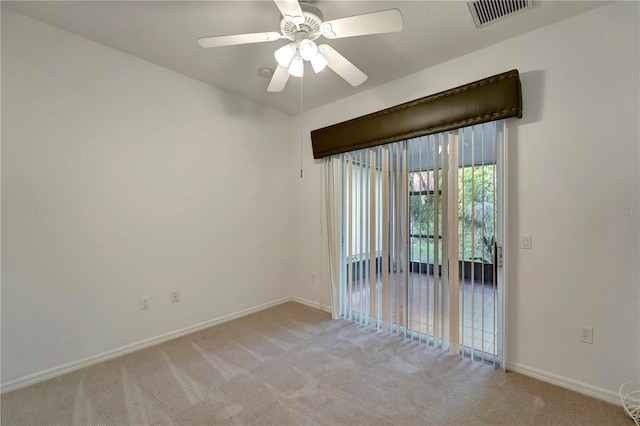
468,0,535,28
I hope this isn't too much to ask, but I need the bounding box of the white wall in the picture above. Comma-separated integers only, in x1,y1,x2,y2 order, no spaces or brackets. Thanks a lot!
1,9,295,384
292,2,639,402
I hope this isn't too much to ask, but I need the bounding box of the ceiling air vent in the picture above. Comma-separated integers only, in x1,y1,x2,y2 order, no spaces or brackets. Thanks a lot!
468,0,536,28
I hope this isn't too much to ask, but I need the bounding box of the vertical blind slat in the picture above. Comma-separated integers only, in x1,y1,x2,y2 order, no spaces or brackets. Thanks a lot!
442,132,449,347
402,144,408,338
424,137,430,344
348,154,353,320
448,131,460,355
360,151,365,325
381,148,390,328
481,124,486,362
369,150,376,327
470,130,476,360
460,128,466,350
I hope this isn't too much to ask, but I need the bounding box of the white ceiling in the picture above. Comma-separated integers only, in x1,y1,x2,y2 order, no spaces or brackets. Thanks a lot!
3,1,607,115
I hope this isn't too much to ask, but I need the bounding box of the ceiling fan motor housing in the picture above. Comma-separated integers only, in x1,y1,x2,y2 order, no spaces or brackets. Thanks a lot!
280,3,324,41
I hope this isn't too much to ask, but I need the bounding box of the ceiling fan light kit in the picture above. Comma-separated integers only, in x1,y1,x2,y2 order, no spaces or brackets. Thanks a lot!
289,55,305,77
197,0,403,92
274,43,296,67
299,39,318,61
311,53,328,73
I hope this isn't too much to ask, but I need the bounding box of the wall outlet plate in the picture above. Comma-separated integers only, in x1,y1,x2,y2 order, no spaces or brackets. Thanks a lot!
171,291,180,303
140,297,149,310
579,326,593,344
520,235,532,249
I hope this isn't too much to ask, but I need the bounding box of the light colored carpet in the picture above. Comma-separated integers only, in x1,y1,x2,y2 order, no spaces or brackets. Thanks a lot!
1,302,629,425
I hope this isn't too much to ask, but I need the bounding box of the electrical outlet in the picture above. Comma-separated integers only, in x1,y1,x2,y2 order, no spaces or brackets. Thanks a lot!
140,297,149,310
171,291,180,303
579,326,593,344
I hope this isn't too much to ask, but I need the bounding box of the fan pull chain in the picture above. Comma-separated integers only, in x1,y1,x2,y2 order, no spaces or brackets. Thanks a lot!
300,75,304,178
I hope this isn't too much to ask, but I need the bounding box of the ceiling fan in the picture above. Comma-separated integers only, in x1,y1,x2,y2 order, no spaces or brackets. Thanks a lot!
197,0,403,92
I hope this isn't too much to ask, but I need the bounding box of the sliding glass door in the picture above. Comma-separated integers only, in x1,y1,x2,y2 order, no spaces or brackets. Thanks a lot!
340,121,505,364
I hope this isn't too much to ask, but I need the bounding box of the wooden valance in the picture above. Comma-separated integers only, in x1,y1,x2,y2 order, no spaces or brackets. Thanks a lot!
311,69,522,159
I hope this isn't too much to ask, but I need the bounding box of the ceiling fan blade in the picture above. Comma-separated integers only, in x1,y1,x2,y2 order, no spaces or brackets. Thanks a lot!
273,0,304,23
267,65,290,92
320,9,403,39
319,45,368,87
198,32,281,48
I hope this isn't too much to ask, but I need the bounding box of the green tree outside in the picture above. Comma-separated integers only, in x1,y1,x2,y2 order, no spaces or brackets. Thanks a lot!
409,164,495,264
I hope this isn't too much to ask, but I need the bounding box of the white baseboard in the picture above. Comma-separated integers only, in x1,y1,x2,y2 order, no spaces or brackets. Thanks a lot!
506,362,621,406
3,298,620,408
291,296,333,314
1,297,292,394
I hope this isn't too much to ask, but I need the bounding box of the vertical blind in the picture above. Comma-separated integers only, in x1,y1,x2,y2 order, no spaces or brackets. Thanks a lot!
342,143,408,333
329,122,504,363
